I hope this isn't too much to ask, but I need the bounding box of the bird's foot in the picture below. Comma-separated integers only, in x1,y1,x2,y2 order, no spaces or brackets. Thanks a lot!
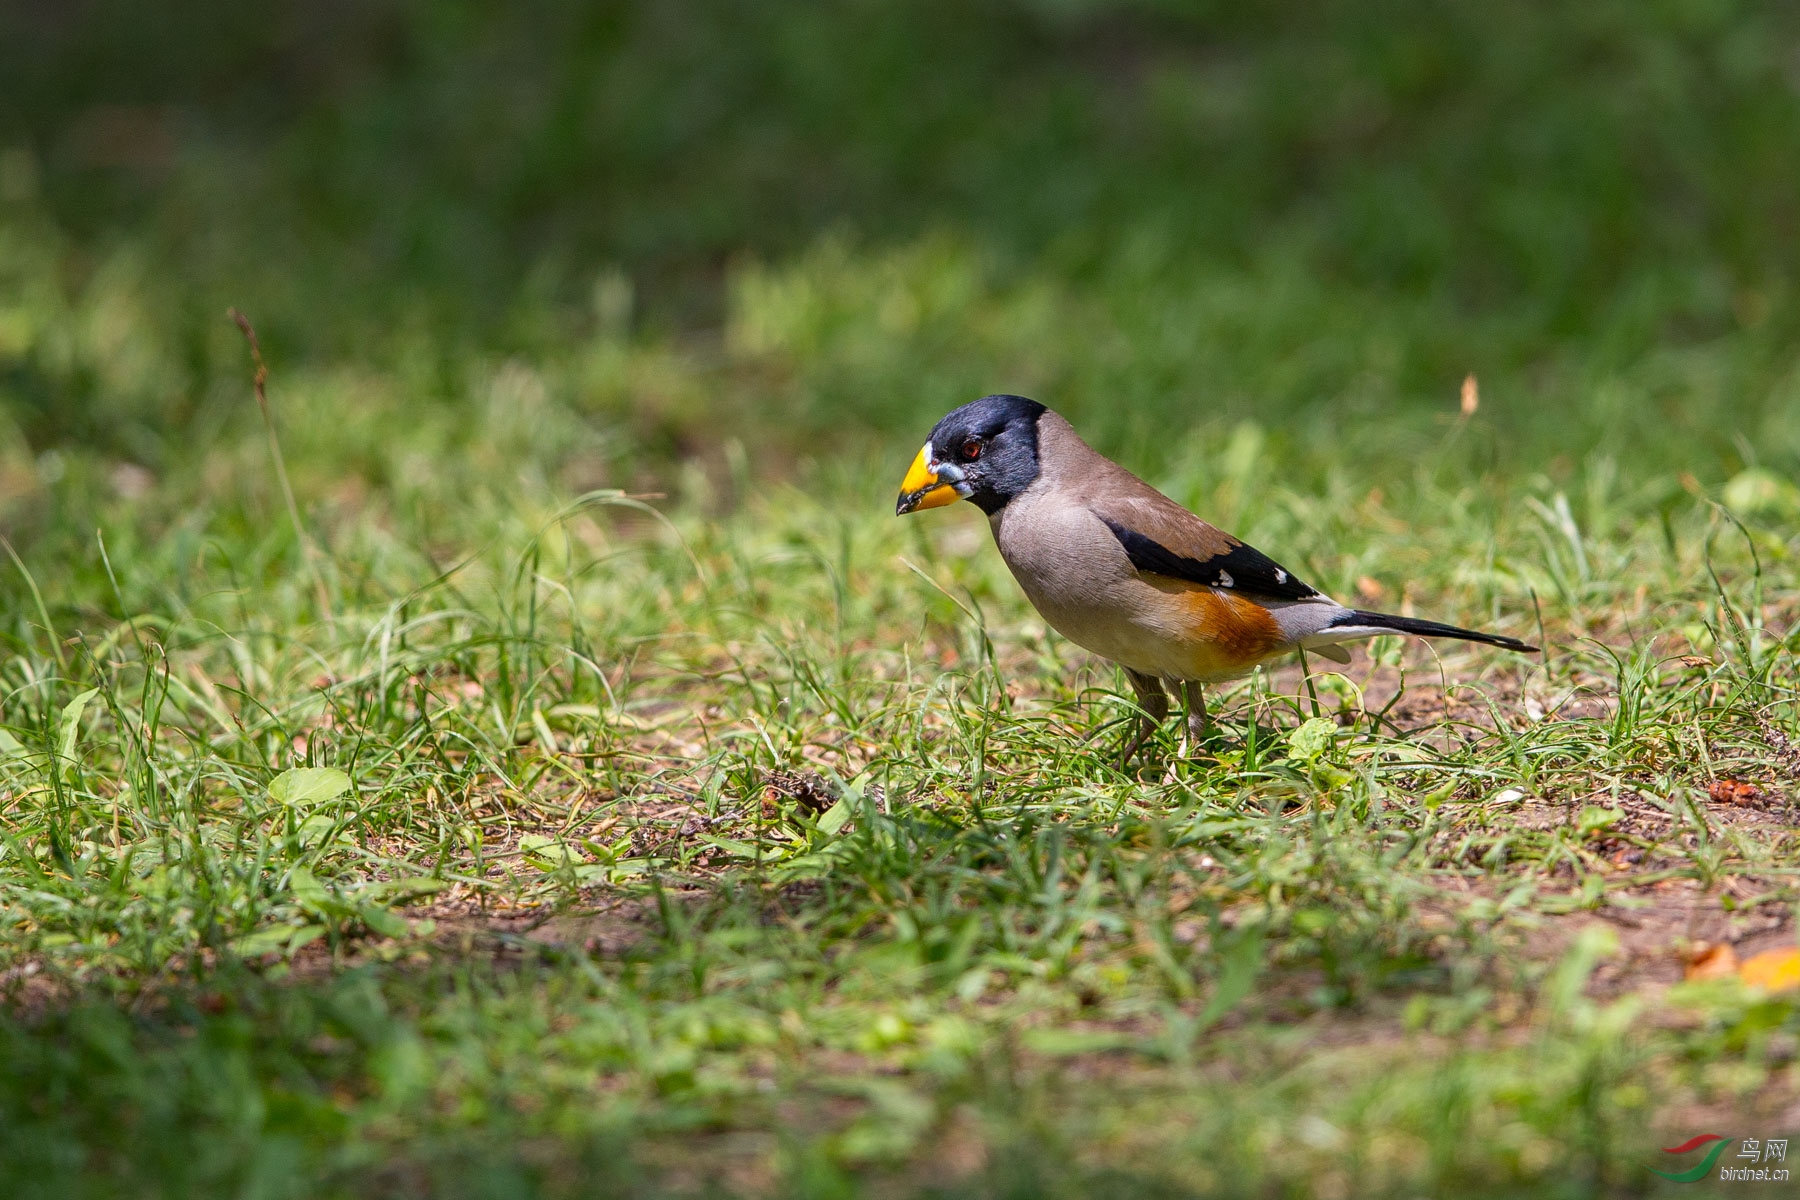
1115,717,1159,768
1161,729,1223,781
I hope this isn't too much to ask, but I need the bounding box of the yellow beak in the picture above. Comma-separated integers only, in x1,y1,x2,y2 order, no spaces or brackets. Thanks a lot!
895,445,960,515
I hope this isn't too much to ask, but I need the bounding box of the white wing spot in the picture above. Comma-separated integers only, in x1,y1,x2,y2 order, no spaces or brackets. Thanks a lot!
1217,570,1234,588
1275,568,1288,584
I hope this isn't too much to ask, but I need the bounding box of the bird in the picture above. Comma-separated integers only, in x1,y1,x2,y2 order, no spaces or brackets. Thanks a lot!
894,394,1539,759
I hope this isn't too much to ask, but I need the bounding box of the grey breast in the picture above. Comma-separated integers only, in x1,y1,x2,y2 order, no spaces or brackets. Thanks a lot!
985,415,1174,674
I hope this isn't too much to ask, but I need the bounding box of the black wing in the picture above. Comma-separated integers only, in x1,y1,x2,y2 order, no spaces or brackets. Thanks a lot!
1098,516,1319,601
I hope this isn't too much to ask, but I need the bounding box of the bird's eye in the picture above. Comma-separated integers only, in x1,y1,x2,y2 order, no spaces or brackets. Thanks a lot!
961,438,983,461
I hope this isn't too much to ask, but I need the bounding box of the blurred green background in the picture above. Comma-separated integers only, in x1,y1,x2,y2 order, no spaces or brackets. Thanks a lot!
2,9,1798,1192
3,0,1799,558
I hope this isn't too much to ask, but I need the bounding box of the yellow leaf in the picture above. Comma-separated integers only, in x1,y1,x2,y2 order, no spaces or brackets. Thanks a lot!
1739,947,1800,992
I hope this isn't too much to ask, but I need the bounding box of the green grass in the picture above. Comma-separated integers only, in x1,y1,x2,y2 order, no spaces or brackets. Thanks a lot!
4,2,1800,1196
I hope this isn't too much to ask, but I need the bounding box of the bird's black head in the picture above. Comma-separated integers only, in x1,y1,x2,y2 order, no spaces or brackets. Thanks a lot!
895,394,1047,516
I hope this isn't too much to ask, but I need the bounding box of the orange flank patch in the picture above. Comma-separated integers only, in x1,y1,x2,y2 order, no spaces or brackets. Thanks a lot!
1178,587,1288,678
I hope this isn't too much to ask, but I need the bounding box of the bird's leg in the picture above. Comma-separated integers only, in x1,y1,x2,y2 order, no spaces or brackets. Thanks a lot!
1118,668,1168,765
1179,680,1209,756
1164,681,1212,782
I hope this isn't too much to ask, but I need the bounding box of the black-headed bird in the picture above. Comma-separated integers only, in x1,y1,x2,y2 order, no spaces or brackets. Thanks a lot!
896,394,1538,758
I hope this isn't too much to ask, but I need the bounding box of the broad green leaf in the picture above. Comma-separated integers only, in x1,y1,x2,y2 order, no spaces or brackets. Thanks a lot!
359,904,409,939
56,687,99,779
231,925,303,958
296,813,340,847
1310,763,1355,790
1286,717,1337,763
519,832,579,868
1577,805,1624,836
699,834,779,860
0,727,28,759
269,767,353,809
287,865,337,917
815,796,851,835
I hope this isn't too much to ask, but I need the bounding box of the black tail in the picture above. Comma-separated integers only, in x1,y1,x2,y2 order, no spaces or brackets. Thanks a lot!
1330,609,1539,653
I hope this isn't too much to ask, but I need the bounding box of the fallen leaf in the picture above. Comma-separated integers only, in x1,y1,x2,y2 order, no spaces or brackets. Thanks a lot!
1355,576,1388,603
1684,942,1738,981
1707,779,1762,806
1739,947,1800,992
764,769,836,815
